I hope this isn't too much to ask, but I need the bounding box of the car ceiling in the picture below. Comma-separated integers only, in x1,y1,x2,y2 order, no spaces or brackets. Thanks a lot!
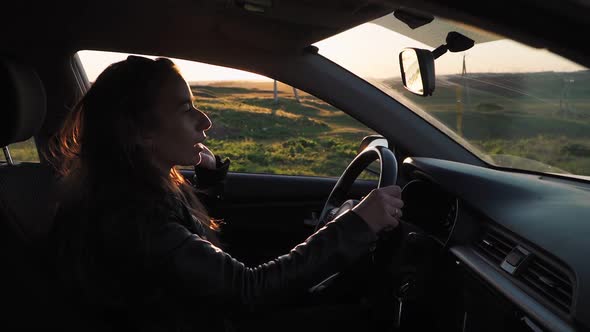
1,0,590,69
2,1,394,57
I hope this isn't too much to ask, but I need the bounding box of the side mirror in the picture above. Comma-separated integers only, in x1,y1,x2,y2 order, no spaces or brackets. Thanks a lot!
399,48,435,96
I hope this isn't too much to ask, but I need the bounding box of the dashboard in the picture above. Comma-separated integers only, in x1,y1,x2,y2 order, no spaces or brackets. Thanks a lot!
399,157,590,332
401,179,458,244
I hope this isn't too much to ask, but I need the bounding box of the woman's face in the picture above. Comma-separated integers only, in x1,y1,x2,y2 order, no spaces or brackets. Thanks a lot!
148,71,212,170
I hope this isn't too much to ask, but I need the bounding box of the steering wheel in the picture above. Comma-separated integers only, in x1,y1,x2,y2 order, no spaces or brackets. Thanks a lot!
308,145,397,294
310,146,452,329
314,145,398,232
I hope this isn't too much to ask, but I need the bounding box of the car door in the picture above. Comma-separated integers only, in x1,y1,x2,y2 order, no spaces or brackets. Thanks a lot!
203,172,378,265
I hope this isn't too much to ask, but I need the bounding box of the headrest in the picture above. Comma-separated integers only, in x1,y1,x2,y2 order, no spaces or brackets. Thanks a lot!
0,58,46,147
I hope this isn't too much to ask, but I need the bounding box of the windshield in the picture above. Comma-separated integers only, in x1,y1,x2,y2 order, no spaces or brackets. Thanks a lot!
315,14,590,178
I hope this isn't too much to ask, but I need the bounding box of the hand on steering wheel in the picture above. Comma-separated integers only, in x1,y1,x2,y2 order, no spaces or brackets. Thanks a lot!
352,185,404,234
314,145,402,234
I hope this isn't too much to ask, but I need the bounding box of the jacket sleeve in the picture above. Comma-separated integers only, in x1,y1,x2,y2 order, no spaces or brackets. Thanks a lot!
150,210,377,309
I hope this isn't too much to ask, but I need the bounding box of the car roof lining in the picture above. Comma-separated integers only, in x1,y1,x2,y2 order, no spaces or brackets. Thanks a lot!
1,1,395,56
2,0,589,67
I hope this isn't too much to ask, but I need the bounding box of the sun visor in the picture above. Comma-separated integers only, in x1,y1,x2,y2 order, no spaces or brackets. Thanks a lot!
372,14,501,48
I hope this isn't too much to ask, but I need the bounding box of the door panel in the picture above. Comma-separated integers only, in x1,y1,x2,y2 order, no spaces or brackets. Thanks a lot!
183,170,378,265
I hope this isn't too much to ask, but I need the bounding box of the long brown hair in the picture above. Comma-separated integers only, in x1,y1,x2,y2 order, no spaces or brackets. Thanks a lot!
48,55,219,238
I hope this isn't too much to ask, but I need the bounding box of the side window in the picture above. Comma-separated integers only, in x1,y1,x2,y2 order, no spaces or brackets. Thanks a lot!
1,138,40,163
78,50,379,178
197,83,378,178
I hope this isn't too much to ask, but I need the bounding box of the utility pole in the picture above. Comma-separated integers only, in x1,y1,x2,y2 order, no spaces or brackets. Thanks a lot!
455,54,468,137
560,78,574,117
293,87,300,103
274,80,301,104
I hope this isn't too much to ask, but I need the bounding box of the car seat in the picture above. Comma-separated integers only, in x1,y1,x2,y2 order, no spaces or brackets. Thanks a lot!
0,57,63,330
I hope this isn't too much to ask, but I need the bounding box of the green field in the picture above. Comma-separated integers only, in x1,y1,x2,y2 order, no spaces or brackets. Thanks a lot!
3,139,39,162
385,71,590,175
7,71,590,178
192,82,376,177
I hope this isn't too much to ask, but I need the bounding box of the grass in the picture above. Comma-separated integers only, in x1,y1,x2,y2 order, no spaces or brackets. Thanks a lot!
472,136,590,174
382,71,590,176
2,139,39,162
206,137,360,176
193,84,377,178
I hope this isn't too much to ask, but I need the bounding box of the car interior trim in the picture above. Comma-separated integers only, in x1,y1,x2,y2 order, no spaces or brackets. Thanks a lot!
451,245,576,332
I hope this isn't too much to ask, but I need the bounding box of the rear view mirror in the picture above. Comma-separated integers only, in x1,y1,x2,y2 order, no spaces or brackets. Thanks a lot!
399,48,435,96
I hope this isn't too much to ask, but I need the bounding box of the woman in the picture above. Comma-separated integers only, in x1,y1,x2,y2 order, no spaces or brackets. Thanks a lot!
48,55,404,331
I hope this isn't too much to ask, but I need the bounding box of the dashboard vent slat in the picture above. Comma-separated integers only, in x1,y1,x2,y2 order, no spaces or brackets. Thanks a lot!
520,258,573,314
529,260,571,287
475,229,515,264
486,232,514,252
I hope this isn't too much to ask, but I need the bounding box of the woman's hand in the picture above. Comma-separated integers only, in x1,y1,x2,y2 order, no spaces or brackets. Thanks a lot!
195,143,217,170
352,185,404,234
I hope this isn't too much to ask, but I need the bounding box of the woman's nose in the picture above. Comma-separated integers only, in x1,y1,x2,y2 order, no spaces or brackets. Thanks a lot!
195,108,212,131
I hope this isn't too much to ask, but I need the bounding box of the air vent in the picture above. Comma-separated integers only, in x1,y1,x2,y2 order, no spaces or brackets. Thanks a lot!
475,229,515,264
520,258,573,313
